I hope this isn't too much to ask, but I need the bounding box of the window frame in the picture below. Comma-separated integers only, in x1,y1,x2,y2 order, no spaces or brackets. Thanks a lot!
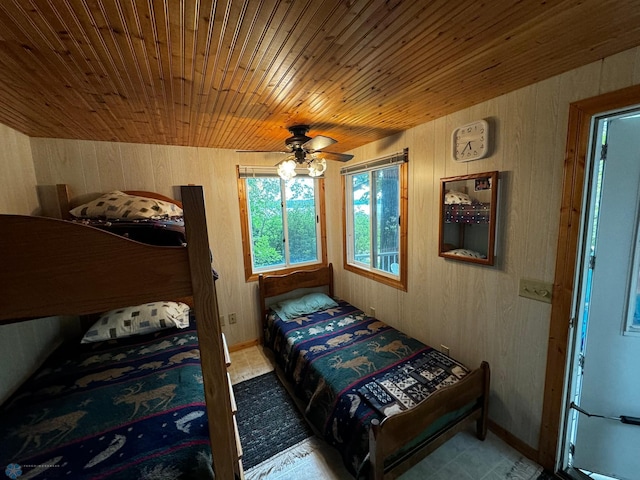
237,166,327,282
342,156,408,291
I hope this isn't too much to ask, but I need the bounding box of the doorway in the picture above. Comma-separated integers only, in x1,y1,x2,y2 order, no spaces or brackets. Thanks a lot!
560,109,640,480
537,84,640,475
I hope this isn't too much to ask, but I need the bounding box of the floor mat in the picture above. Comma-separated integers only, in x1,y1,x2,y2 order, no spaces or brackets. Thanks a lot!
233,371,313,470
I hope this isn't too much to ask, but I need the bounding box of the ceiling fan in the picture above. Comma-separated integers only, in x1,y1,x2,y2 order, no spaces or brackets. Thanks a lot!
237,125,354,179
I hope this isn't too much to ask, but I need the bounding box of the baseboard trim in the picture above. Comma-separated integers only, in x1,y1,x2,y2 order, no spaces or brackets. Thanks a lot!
488,420,539,463
229,338,260,352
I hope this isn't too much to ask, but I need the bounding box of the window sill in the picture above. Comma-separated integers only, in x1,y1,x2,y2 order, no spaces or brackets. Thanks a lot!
343,262,407,291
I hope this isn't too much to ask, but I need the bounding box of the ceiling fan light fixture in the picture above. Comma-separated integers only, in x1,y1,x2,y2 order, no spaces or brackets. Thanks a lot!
240,125,350,178
307,157,327,177
277,158,298,180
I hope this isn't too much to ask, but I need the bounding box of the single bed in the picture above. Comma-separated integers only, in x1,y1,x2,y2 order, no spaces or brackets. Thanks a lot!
0,186,240,479
259,264,490,479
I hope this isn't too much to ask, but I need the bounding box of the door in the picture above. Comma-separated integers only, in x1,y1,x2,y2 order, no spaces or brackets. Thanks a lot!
567,111,640,479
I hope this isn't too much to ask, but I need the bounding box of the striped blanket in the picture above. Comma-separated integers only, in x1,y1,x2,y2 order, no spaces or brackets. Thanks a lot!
265,299,468,475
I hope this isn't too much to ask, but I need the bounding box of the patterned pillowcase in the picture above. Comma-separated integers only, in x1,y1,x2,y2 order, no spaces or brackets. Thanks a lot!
81,301,190,344
70,191,183,220
444,190,473,205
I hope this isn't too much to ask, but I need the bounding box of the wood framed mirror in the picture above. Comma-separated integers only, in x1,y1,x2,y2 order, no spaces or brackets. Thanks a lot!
439,171,499,265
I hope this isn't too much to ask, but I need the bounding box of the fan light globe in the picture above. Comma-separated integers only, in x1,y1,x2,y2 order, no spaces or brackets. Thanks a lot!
277,158,297,180
307,158,327,177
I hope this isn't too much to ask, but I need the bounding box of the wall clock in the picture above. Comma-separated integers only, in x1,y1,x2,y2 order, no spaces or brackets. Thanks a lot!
452,119,490,162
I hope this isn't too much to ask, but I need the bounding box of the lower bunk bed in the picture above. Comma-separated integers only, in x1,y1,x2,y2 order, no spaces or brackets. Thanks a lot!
259,264,490,479
0,316,213,480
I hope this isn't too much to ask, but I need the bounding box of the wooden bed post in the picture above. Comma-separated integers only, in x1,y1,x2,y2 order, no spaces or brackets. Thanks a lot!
477,361,490,440
369,419,384,480
56,184,72,219
181,186,238,479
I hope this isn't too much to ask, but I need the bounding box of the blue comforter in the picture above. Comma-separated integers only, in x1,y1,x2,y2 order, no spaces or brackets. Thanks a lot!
0,320,213,479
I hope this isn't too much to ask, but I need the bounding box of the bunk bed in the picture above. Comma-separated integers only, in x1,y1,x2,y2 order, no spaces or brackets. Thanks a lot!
0,186,241,479
259,264,490,479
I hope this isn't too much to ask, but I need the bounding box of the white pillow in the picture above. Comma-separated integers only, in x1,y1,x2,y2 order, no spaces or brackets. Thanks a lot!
81,301,190,343
444,190,472,205
447,248,486,259
70,191,183,220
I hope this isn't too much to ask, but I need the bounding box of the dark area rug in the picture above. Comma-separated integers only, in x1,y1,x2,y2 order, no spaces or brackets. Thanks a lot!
233,371,313,470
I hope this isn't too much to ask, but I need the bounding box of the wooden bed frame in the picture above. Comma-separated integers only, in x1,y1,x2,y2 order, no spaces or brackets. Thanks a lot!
258,264,490,480
0,186,241,479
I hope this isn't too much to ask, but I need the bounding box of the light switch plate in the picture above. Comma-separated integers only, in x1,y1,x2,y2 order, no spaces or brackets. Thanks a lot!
519,278,553,303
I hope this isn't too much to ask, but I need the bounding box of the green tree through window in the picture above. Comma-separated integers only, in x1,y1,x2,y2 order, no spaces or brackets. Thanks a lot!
348,166,400,274
343,154,408,291
246,177,284,268
245,175,321,273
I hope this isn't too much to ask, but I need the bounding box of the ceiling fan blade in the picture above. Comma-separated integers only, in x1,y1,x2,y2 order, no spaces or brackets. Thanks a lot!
316,151,354,162
236,150,289,154
303,135,337,152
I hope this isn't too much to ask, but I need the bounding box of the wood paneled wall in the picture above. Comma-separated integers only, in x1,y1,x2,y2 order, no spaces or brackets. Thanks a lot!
26,45,640,449
0,123,65,404
29,139,269,347
325,46,640,449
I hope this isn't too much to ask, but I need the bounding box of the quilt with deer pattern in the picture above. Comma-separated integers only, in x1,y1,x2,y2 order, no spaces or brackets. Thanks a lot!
0,320,213,480
265,299,469,476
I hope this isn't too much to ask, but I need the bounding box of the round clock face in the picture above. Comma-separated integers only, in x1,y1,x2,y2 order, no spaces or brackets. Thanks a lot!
452,120,490,162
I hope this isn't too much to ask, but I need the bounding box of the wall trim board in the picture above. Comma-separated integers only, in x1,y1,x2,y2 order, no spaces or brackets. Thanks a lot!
489,420,539,463
228,338,260,352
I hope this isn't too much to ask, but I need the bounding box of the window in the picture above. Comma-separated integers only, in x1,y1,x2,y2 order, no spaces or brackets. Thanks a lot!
626,191,640,335
342,149,408,290
237,166,327,281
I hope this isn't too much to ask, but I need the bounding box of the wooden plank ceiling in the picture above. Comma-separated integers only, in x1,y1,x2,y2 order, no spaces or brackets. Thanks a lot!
0,0,639,153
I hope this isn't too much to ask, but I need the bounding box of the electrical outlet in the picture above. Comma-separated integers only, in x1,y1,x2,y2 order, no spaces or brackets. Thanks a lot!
519,278,553,304
440,344,450,356
229,313,237,324
370,307,376,317
219,315,225,326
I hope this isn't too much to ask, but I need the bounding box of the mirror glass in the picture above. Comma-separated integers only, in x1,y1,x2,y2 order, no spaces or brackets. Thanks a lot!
439,171,498,265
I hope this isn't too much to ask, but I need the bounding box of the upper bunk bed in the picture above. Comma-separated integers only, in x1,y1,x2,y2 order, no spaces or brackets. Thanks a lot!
0,186,240,479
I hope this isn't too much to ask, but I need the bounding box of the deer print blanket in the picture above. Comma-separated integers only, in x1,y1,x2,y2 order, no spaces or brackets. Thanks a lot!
0,320,213,480
265,299,470,476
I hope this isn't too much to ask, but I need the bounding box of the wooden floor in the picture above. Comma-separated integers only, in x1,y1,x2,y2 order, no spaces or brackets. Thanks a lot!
229,345,546,480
